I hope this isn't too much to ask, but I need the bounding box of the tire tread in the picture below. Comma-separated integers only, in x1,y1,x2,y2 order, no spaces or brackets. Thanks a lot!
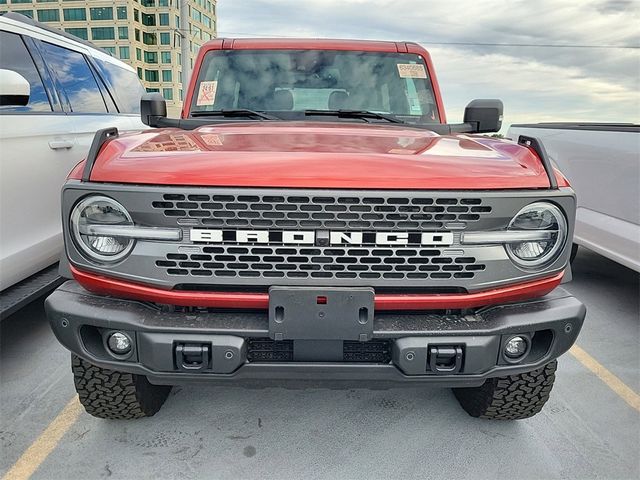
453,361,557,420
72,354,171,419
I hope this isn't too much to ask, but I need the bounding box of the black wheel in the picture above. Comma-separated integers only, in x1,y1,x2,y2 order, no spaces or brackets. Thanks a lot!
570,243,579,264
72,354,171,419
453,360,557,420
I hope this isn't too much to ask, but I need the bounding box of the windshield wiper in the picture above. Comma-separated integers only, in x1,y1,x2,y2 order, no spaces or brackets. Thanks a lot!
304,109,406,124
191,109,280,120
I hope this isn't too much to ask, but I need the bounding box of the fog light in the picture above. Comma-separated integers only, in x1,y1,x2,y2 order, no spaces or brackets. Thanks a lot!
504,336,527,359
107,332,131,355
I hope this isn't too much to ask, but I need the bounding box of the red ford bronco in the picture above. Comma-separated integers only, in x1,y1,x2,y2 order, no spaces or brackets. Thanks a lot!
45,39,586,420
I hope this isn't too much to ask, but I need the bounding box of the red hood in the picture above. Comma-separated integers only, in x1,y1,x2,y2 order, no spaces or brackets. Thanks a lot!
84,122,561,189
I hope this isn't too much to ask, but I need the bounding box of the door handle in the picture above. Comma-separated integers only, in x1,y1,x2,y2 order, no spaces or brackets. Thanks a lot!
49,139,74,150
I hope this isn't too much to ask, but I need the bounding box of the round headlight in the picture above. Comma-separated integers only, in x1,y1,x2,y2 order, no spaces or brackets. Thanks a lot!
506,202,568,269
70,196,134,262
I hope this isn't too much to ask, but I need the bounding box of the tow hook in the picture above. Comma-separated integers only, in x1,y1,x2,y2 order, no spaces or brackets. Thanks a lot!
428,346,463,374
175,343,211,371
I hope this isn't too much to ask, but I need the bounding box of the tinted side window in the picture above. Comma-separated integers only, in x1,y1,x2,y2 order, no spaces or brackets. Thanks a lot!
40,42,107,113
0,31,52,112
94,60,145,114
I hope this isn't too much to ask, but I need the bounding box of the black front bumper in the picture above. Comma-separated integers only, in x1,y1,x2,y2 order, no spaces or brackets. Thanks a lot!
45,281,585,388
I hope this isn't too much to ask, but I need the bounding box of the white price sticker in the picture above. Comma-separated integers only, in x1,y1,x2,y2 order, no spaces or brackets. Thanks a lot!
196,81,218,106
397,64,427,79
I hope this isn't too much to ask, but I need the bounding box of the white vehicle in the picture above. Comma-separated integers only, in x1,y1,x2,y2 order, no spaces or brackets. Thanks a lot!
0,13,147,316
507,123,640,272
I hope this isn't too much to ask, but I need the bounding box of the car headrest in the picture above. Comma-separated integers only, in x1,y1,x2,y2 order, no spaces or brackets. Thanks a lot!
267,89,294,110
328,91,349,110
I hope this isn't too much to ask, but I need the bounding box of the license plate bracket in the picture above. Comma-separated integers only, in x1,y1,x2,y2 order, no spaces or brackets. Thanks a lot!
268,287,375,341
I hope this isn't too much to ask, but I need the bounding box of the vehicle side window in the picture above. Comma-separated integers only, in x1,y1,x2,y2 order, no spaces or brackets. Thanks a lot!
0,31,52,112
40,42,107,113
93,59,145,114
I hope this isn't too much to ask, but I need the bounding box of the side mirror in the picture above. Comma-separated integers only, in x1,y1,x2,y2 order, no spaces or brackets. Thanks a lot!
140,93,167,127
0,69,30,107
463,99,503,133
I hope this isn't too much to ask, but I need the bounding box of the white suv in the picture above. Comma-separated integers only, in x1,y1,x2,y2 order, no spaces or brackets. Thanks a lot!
0,13,147,315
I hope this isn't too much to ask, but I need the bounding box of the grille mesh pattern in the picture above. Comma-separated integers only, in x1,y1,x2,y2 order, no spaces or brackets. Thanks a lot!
151,193,492,230
156,247,486,281
246,338,391,363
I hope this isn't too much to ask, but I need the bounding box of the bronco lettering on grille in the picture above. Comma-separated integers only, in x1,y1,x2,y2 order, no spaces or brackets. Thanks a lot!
190,229,454,246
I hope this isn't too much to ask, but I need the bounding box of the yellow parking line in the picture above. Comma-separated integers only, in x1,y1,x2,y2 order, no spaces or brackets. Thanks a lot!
570,345,640,412
2,397,82,480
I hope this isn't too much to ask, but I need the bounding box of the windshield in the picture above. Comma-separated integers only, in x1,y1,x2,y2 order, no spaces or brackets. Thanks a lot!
189,50,440,123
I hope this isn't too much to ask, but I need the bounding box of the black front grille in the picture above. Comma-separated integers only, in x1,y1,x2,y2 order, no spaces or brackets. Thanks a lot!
156,248,486,281
151,193,492,230
247,338,294,362
343,340,392,363
246,338,391,363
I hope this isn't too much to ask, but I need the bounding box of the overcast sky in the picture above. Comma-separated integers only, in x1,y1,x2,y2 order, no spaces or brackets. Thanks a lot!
217,0,639,128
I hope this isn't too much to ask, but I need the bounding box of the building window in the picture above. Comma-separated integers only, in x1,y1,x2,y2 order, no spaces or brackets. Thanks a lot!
136,48,142,61
118,26,128,40
65,27,88,40
142,13,155,26
163,88,173,100
116,6,127,20
175,15,180,28
91,27,115,40
143,32,157,45
13,9,33,18
103,46,116,56
179,89,183,101
90,7,113,21
8,0,31,3
63,8,85,21
162,70,172,82
36,0,58,3
145,70,159,82
191,9,201,23
146,88,159,93
133,9,139,22
119,46,130,59
137,67,143,79
144,51,157,63
160,32,170,45
159,13,169,26
161,51,171,64
37,9,59,22
135,29,140,41
141,0,155,6
202,14,211,28
159,0,170,6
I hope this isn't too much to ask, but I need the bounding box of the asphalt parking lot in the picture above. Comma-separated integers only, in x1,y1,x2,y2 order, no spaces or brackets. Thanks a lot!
1,248,638,480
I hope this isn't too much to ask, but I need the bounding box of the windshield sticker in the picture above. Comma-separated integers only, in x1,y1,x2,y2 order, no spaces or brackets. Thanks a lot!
397,64,427,79
196,81,218,106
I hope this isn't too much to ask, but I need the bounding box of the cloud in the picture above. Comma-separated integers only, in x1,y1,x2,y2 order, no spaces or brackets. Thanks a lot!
217,0,640,126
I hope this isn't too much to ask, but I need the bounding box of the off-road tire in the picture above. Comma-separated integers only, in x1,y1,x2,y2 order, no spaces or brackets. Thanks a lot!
72,354,171,419
453,360,557,420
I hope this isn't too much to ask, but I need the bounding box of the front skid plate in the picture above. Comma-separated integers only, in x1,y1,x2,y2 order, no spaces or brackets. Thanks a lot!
268,286,374,341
